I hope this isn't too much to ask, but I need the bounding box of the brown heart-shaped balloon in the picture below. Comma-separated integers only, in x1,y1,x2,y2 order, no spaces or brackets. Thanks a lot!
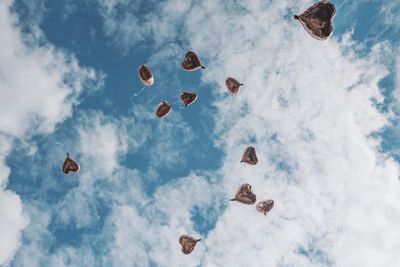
181,51,205,71
230,183,256,205
294,1,336,41
179,235,201,254
241,146,258,165
156,101,171,118
256,200,274,215
180,92,197,107
139,64,154,86
225,77,243,94
62,153,80,174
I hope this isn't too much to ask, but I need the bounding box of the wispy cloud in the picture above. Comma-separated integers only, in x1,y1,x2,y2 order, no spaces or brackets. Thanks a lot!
0,0,102,264
89,0,400,266
5,0,400,266
10,105,200,266
180,1,400,266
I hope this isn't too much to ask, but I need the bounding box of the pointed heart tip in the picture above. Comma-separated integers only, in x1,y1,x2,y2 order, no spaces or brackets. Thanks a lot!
201,66,205,69
294,15,299,20
230,198,236,201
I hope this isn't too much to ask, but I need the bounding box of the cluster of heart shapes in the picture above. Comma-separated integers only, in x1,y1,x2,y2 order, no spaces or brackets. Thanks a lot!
139,50,246,118
153,1,336,119
140,51,203,118
178,146,275,254
232,147,275,216
60,0,336,256
177,1,336,254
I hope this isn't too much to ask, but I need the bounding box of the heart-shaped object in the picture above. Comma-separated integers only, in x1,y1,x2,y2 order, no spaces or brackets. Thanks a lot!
139,64,154,86
294,1,336,41
256,200,274,215
241,146,258,165
230,183,256,205
156,101,171,118
225,77,243,94
181,51,205,71
179,235,201,255
62,153,80,174
180,92,197,107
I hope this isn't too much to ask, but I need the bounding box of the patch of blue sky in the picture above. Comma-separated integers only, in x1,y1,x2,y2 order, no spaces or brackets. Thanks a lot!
8,0,224,259
334,0,400,163
7,131,80,203
337,0,400,45
11,0,223,176
190,201,227,236
296,240,333,267
6,0,400,265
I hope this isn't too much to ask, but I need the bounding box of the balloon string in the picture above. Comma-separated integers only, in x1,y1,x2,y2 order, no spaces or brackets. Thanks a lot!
171,101,185,109
130,86,145,100
55,142,66,152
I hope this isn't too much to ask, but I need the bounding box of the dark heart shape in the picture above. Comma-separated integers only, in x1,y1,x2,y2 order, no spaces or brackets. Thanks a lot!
139,64,154,86
256,200,274,215
241,146,258,165
180,92,198,107
156,101,171,118
225,77,243,94
294,1,336,41
181,51,205,71
62,153,80,174
179,235,201,255
230,183,256,205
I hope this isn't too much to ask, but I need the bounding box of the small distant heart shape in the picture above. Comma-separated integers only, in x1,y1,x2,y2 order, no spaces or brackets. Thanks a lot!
294,1,336,41
181,51,205,71
62,153,80,174
156,101,171,118
180,92,198,107
241,146,258,165
256,200,274,215
225,77,243,94
179,235,201,254
230,183,256,205
139,64,154,86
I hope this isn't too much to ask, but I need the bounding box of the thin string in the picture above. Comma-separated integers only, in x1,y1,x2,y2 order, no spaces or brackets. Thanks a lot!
55,142,66,152
130,86,146,100
170,100,185,109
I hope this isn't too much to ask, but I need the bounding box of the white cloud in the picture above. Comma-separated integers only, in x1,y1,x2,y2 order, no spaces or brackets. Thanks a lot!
379,1,400,32
6,0,400,266
0,6,97,136
9,106,198,266
93,0,400,266
178,1,400,266
96,0,196,52
96,0,150,52
0,189,28,266
78,112,129,177
0,0,102,264
103,173,223,267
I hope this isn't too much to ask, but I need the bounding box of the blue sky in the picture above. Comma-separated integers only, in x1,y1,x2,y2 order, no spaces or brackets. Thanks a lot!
1,0,400,266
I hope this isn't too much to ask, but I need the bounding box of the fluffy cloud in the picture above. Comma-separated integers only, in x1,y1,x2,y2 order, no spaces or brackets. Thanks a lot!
6,0,400,266
96,0,195,52
9,105,198,266
103,173,223,267
183,1,400,266
0,0,101,264
93,0,400,266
